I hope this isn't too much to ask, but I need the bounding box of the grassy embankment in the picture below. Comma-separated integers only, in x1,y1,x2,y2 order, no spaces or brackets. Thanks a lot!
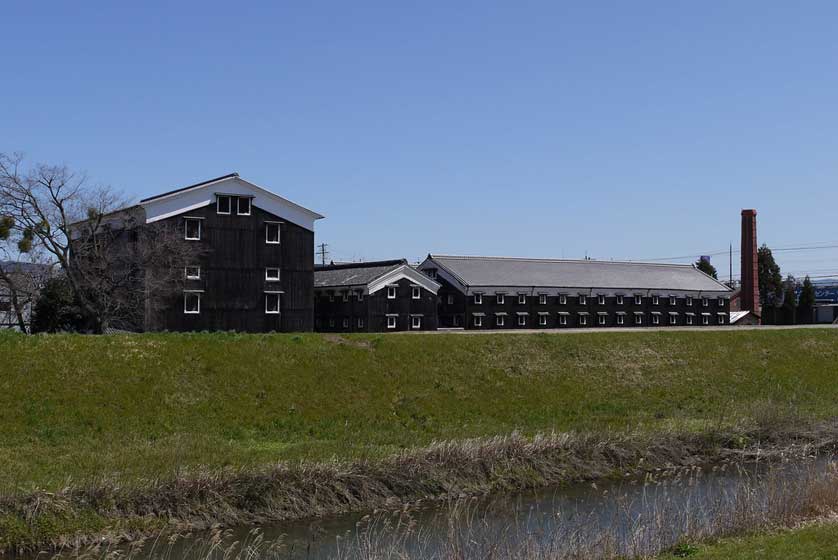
0,328,837,551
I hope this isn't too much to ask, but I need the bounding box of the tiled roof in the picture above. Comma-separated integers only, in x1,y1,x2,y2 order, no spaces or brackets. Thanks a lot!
314,260,407,289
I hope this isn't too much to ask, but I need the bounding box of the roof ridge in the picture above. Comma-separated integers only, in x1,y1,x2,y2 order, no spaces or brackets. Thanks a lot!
316,259,407,271
429,254,696,268
140,173,239,203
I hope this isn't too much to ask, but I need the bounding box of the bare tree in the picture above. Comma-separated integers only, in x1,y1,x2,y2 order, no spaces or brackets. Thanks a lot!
0,153,199,333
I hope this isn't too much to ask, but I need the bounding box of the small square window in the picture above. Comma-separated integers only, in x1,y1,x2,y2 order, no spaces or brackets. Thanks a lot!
687,315,694,325
598,295,605,305
185,218,201,240
652,296,659,305
617,314,625,325
474,315,483,327
559,315,567,326
412,287,421,300
265,293,280,314
185,266,201,280
670,296,677,306
496,315,505,327
669,314,677,325
635,314,643,325
598,314,606,326
497,294,505,305
387,315,397,329
579,315,587,326
686,297,693,307
237,197,251,215
652,314,660,325
578,295,587,305
474,293,483,305
411,316,422,329
518,294,526,305
539,314,547,326
702,298,709,307
539,294,547,305
559,294,567,305
634,295,642,305
718,314,725,325
266,222,281,244
184,292,201,314
265,267,280,282
518,315,526,326
702,314,710,325
216,195,232,214
387,286,397,299
718,297,725,307
616,295,624,305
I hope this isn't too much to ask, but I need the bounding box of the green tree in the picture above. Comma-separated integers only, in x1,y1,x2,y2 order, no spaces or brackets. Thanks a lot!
30,276,84,333
758,244,783,305
781,276,798,325
797,275,816,324
695,257,718,279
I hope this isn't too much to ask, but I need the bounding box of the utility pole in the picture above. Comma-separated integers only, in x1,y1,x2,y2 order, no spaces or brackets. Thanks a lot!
729,242,733,287
316,243,329,266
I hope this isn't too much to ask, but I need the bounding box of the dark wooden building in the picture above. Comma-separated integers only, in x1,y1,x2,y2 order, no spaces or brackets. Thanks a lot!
314,260,441,332
72,173,323,332
418,255,733,330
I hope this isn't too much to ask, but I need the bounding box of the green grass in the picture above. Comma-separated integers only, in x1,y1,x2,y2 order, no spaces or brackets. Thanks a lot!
659,522,838,559
1,328,837,490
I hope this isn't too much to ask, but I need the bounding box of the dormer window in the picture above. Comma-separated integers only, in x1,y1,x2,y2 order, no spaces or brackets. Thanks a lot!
216,195,232,214
184,217,202,241
266,222,281,244
237,197,251,216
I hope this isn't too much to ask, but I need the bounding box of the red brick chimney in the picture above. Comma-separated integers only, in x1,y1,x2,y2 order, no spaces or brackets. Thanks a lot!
740,209,760,318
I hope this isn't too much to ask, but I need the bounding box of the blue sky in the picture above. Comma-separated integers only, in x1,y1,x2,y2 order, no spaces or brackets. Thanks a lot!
4,1,838,281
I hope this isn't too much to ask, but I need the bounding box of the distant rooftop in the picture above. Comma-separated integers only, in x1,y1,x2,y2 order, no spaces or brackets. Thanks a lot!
315,259,407,288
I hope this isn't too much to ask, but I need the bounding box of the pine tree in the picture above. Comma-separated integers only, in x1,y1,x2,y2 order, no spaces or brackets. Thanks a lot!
757,245,783,304
781,276,798,325
797,275,816,324
695,257,718,279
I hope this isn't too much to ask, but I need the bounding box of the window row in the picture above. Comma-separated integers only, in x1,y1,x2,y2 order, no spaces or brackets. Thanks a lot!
468,293,725,307
184,217,281,244
471,311,727,327
318,286,423,301
183,291,282,314
320,314,424,330
216,194,252,216
184,266,280,281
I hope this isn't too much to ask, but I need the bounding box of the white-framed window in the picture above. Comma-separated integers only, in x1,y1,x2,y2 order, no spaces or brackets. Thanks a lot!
342,292,349,302
518,294,526,305
474,293,483,305
216,195,232,214
518,314,527,326
616,295,624,305
598,295,605,305
718,297,725,307
265,292,280,314
669,314,677,325
559,314,568,326
237,196,251,216
634,295,642,305
357,291,365,301
686,314,694,325
411,316,422,329
670,296,677,306
635,314,643,325
598,314,606,326
266,222,281,244
617,314,625,325
183,291,201,314
702,314,710,325
652,295,659,305
342,317,349,329
184,218,202,240
474,315,483,327
717,314,725,325
579,295,587,305
447,294,454,305
387,315,397,329
387,286,397,299
579,314,587,326
185,266,201,280
559,294,567,305
357,317,364,328
265,267,280,282
702,298,709,307
652,313,660,325
539,294,547,305
496,314,505,327
497,294,505,305
539,314,547,326
412,287,421,300
686,296,693,307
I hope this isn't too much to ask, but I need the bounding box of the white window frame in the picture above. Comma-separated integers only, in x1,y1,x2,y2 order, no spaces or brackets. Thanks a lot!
237,196,251,216
265,292,281,314
518,294,526,305
387,286,397,299
670,296,677,306
518,314,527,326
216,195,232,215
617,314,625,325
387,315,397,329
652,313,660,325
579,314,587,326
578,295,587,305
412,287,421,300
702,298,709,307
185,266,201,280
652,295,659,305
686,315,694,325
496,315,505,327
634,295,642,305
598,314,606,326
635,314,643,325
497,294,505,305
598,295,605,305
265,222,281,244
265,267,280,282
559,294,567,305
357,317,364,328
411,316,422,329
539,314,547,326
702,314,710,325
539,294,547,305
474,315,483,327
559,314,568,326
616,295,624,305
474,293,483,305
718,297,725,307
669,314,677,325
184,218,202,241
718,314,725,325
686,296,693,307
183,291,201,314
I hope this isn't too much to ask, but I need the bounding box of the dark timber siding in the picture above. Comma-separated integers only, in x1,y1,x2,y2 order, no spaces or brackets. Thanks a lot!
151,204,314,332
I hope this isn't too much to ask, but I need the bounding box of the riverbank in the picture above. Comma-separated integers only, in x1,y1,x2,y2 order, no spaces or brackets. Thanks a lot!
1,328,837,552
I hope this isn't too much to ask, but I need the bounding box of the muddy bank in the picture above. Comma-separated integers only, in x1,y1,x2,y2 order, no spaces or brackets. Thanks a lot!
2,419,838,555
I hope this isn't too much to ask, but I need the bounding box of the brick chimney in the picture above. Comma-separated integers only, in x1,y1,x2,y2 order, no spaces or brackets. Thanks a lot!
740,209,760,318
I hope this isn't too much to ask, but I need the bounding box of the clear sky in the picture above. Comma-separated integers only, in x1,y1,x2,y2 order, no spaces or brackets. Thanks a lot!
4,1,838,281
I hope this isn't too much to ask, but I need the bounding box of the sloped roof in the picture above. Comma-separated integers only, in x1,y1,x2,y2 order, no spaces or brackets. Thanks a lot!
315,260,407,288
426,255,733,293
